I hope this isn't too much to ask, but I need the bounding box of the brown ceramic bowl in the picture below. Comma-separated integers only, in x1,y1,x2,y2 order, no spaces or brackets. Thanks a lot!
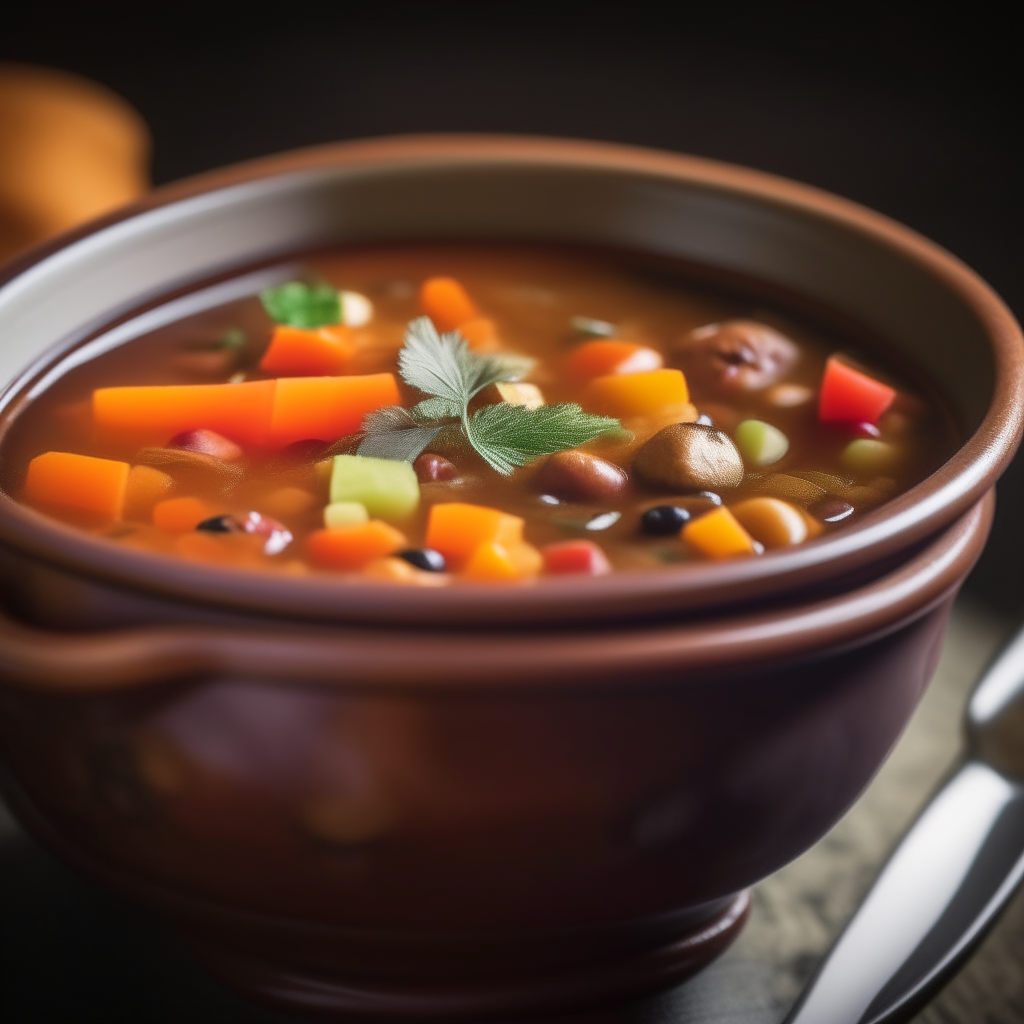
0,137,1021,1020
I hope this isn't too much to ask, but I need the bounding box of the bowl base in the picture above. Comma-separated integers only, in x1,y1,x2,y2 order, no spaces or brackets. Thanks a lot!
189,892,750,1021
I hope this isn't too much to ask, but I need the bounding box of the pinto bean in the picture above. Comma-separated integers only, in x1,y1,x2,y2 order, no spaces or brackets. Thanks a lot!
633,423,744,492
671,320,799,396
534,451,628,502
414,453,459,482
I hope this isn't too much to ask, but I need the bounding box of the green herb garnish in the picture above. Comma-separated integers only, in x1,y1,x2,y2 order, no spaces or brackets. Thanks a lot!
260,281,341,329
357,317,621,474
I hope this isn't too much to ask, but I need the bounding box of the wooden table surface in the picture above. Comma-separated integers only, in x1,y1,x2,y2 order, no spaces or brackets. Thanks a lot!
2,596,1021,1023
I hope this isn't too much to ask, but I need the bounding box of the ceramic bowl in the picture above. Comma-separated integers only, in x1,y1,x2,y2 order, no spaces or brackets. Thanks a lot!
0,137,1020,1020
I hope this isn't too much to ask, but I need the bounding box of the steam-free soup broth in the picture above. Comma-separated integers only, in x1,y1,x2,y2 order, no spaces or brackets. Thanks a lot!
1,243,956,583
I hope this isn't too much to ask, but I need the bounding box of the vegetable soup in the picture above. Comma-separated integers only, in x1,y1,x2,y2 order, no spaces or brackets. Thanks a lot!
0,243,956,584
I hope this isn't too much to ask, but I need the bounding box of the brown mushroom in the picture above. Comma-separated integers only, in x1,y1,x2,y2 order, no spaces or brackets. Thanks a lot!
633,422,744,492
670,320,799,396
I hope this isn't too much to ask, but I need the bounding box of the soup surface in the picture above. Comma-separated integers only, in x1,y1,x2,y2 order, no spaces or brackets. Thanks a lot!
1,243,956,583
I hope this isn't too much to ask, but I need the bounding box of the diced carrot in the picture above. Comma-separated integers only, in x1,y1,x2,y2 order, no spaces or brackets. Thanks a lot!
425,502,524,567
566,340,663,380
419,277,478,332
23,451,130,520
362,556,449,586
542,539,611,575
259,325,355,377
93,380,276,447
457,317,499,351
462,542,522,582
153,496,216,533
268,374,400,448
585,369,690,416
123,464,173,519
818,356,896,426
682,507,757,559
306,521,407,571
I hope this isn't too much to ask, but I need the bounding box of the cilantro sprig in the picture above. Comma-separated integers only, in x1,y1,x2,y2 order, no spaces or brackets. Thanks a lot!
357,317,621,474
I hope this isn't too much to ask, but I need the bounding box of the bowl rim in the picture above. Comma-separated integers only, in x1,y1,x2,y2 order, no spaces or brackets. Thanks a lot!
0,134,1021,627
0,492,992,692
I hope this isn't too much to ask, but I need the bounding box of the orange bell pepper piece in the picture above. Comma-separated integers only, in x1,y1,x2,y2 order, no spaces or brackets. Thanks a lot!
584,368,689,416
425,502,524,567
682,507,757,559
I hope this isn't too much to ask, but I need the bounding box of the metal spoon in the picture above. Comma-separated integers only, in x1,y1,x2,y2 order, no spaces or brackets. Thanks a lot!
784,622,1024,1024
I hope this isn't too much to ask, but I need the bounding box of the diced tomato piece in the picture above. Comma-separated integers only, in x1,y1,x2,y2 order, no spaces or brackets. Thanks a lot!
566,340,663,380
541,539,611,575
818,356,896,426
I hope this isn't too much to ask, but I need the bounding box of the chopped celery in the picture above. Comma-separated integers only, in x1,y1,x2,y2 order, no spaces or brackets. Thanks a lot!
324,501,369,528
841,439,900,476
735,419,789,466
329,455,419,522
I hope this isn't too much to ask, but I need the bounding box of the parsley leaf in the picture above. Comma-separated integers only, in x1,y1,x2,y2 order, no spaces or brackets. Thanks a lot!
260,281,341,328
358,316,622,474
357,406,443,462
466,402,621,474
399,317,533,405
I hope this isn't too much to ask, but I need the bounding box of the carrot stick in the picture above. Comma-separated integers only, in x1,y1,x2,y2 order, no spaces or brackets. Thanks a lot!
23,451,130,519
419,277,478,332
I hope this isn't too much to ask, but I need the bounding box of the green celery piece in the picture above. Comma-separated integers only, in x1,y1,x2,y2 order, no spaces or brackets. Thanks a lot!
841,439,899,477
323,501,369,528
330,455,419,522
260,281,341,329
735,419,789,467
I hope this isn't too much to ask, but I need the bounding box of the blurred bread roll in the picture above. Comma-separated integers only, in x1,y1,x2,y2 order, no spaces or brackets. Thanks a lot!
0,64,150,264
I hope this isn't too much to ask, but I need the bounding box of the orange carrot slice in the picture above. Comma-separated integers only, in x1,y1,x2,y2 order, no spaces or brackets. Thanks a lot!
307,521,407,570
259,325,355,377
682,507,757,559
584,369,690,416
23,451,130,519
425,502,524,567
152,496,216,533
93,380,276,447
268,373,400,448
457,316,498,350
566,340,663,380
419,277,478,332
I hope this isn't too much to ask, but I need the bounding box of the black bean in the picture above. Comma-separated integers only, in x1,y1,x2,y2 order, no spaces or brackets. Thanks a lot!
398,548,446,572
196,515,241,533
808,498,855,523
641,505,692,536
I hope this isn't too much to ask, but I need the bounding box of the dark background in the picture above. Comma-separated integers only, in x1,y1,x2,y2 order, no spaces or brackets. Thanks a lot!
2,11,1022,610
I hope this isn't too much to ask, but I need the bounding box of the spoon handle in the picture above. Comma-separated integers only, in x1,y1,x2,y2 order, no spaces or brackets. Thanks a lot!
784,762,1024,1024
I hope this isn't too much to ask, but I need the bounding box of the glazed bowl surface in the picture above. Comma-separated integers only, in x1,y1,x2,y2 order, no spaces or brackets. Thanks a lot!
0,136,1021,1019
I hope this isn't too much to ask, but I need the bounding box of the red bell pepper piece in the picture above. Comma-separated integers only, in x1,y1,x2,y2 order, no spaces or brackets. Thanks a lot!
541,539,611,575
818,356,896,426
